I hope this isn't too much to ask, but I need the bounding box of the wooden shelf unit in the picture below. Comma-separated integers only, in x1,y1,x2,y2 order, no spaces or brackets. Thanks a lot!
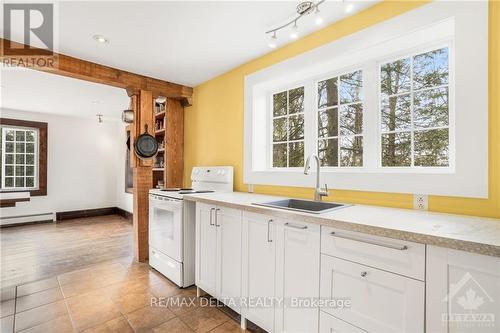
152,98,183,189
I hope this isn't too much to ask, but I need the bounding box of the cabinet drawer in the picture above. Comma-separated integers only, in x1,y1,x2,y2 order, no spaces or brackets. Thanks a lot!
319,311,367,333
320,255,424,333
150,247,183,287
321,226,425,280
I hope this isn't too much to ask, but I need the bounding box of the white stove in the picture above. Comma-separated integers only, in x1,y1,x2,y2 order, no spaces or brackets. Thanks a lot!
148,166,233,287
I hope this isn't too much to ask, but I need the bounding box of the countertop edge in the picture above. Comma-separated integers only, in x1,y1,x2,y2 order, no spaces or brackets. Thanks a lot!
184,195,500,258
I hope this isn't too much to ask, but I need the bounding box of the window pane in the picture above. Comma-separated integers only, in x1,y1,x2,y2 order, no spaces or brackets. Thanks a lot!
318,108,338,138
414,87,448,129
15,166,25,176
16,142,25,153
26,177,35,188
16,154,25,164
15,177,24,187
273,118,287,142
289,87,304,114
381,58,411,97
5,166,14,176
340,103,363,135
5,130,15,141
318,138,338,167
26,131,36,142
6,142,14,153
15,131,25,141
414,129,449,166
26,143,35,153
381,94,411,132
289,141,304,167
273,143,287,167
26,166,34,176
382,132,411,167
5,154,14,164
318,78,338,109
413,48,448,90
273,91,287,117
288,114,304,141
340,70,363,104
340,136,363,167
5,177,14,187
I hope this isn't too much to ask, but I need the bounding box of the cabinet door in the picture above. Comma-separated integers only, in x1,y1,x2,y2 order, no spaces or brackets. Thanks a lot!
426,246,500,333
319,311,367,333
195,202,217,296
276,221,320,333
216,206,242,313
242,212,277,333
320,255,424,333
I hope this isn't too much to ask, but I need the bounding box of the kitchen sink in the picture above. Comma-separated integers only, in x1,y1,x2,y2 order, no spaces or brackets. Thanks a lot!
253,199,350,214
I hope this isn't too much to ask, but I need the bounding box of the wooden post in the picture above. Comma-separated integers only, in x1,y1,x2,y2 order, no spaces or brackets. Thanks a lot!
166,98,184,188
132,90,153,262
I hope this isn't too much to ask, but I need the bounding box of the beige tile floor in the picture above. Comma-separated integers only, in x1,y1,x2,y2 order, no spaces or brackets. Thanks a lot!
0,257,265,333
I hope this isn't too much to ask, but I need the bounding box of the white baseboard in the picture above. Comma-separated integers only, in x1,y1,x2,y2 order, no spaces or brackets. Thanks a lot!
0,212,55,226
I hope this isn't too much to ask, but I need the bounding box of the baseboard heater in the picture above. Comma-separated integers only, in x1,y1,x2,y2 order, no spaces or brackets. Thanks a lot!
0,212,55,227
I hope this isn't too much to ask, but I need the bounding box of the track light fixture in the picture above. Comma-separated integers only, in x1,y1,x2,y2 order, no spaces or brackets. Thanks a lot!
268,31,278,49
265,0,325,48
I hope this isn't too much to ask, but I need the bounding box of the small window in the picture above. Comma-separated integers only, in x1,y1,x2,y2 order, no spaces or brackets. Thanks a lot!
1,126,38,190
317,70,363,167
272,87,305,168
380,47,449,167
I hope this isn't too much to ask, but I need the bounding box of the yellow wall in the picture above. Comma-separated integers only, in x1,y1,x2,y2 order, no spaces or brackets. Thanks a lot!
184,1,500,219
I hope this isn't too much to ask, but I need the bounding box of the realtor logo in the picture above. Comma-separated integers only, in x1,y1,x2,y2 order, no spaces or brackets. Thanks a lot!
3,3,54,55
442,272,496,329
1,3,57,69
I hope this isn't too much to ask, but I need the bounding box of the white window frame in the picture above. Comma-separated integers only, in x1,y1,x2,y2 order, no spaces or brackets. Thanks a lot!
375,41,455,173
314,67,365,169
244,1,488,198
1,125,40,191
268,84,306,170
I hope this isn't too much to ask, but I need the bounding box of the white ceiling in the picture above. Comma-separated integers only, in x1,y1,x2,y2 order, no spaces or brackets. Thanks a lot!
2,0,377,87
0,69,129,120
0,1,377,119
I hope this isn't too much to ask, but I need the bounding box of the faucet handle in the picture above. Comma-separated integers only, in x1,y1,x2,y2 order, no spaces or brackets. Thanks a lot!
319,183,329,198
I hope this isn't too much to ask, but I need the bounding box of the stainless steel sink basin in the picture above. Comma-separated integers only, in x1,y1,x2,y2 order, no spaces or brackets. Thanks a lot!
253,199,350,214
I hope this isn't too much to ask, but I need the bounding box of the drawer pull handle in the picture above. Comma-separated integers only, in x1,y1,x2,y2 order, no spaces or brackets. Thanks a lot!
360,271,367,277
330,232,408,251
285,222,308,230
267,219,273,242
209,208,215,226
215,208,221,227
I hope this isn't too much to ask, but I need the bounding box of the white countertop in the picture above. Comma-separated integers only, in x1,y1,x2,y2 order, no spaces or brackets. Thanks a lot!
184,191,500,257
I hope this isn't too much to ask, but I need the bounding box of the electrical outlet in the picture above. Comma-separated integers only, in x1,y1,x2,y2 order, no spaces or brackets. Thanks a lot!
413,194,428,210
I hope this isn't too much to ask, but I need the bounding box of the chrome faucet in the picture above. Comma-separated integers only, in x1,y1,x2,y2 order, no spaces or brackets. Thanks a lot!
304,154,329,201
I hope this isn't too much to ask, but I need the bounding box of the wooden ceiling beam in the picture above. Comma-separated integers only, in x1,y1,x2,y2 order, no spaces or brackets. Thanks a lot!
0,38,193,105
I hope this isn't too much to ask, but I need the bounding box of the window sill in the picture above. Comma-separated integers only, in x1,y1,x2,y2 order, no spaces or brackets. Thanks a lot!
0,189,46,197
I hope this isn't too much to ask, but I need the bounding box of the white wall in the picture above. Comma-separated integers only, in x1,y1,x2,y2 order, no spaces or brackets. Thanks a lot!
116,123,134,213
0,109,133,223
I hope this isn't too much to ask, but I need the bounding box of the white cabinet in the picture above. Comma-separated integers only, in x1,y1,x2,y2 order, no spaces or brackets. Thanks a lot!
320,255,425,333
196,202,217,296
241,212,278,332
319,311,367,333
277,221,320,333
216,206,242,312
195,203,242,311
426,246,500,333
241,212,321,333
321,226,425,281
